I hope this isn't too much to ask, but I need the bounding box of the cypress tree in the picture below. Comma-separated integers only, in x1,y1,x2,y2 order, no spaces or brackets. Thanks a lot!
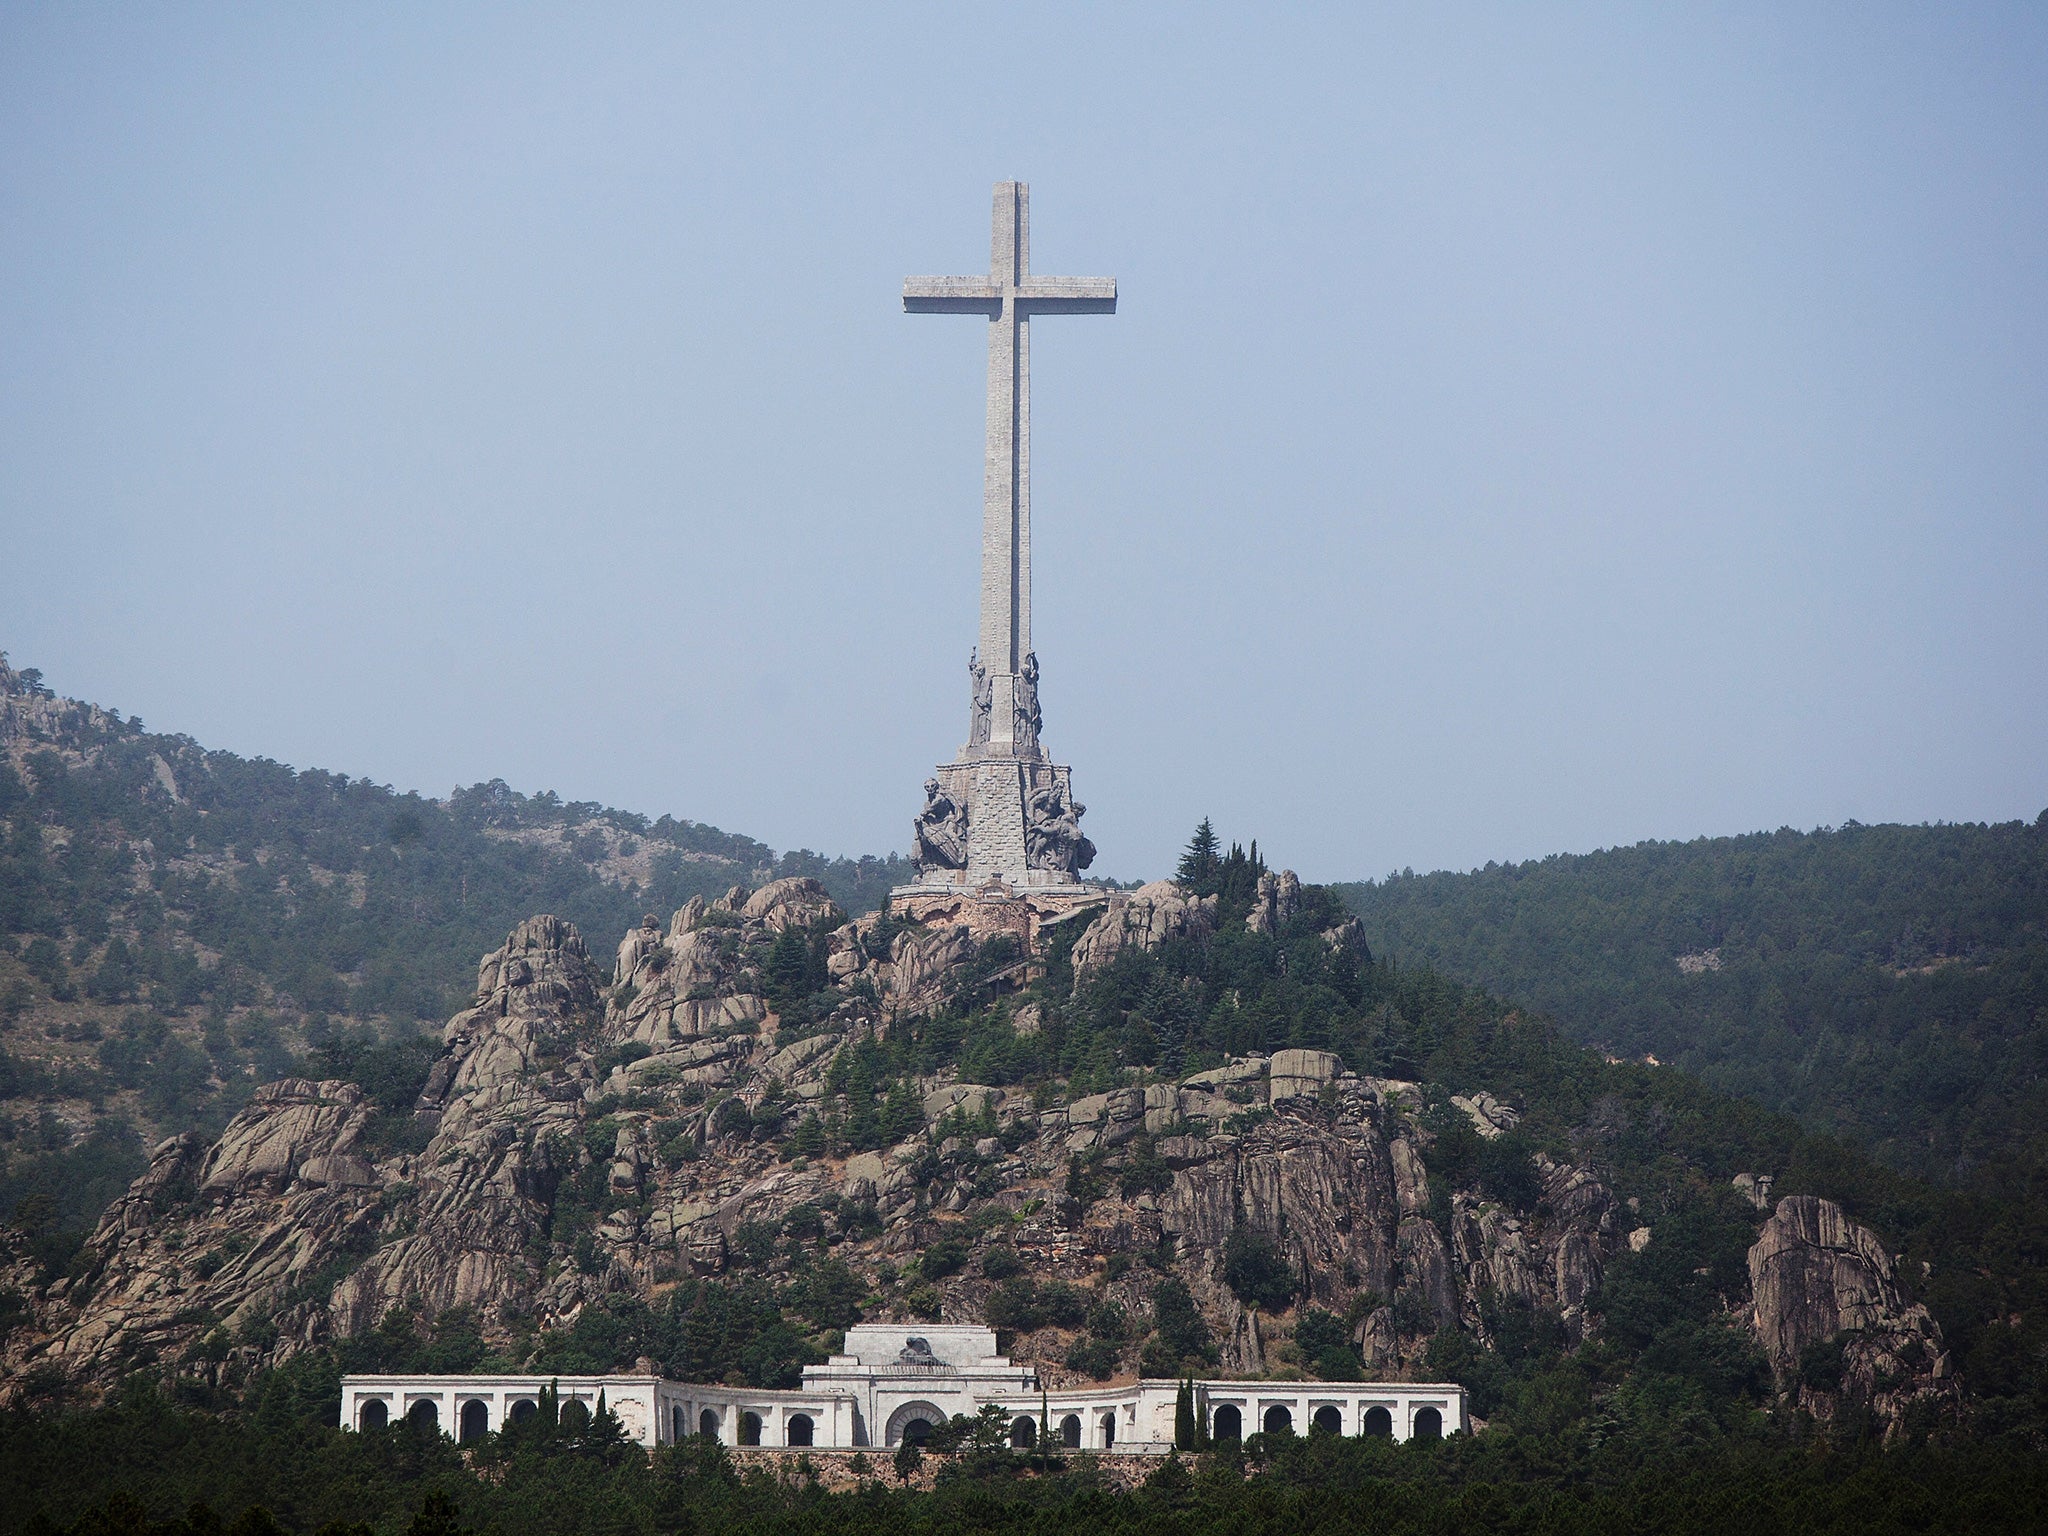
1174,1378,1196,1450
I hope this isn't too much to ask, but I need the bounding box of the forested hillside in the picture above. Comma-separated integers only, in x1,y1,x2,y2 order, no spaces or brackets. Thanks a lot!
5,830,2047,1533
0,654,909,1246
1333,820,2048,1186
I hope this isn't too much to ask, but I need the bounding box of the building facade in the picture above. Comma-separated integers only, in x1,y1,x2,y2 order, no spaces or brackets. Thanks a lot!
342,1323,1466,1452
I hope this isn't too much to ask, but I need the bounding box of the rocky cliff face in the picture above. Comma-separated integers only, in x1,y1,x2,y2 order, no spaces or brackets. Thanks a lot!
1747,1194,1956,1421
17,1080,388,1383
0,878,1956,1433
332,915,607,1335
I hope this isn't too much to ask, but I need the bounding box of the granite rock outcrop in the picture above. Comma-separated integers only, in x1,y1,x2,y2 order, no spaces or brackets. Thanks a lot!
1070,881,1217,983
1747,1194,1955,1421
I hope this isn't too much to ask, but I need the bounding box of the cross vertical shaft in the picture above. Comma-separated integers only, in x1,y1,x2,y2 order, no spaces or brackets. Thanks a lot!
905,180,1115,698
985,181,1029,675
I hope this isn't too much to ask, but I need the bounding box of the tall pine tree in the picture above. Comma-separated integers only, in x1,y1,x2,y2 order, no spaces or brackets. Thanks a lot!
1176,819,1220,893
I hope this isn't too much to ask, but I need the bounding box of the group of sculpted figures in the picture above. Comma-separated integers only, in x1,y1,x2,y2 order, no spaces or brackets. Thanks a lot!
1025,775,1095,874
912,773,1094,877
912,650,1094,879
965,648,1043,757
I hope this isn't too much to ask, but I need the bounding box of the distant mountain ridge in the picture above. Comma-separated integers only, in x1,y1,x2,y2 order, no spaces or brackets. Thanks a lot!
1335,818,2048,1186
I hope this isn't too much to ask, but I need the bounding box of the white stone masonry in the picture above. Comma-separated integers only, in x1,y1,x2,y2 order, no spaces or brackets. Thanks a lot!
342,1324,1467,1451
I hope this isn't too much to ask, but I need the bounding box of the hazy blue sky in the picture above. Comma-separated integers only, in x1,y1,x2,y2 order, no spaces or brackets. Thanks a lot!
4,5,2044,882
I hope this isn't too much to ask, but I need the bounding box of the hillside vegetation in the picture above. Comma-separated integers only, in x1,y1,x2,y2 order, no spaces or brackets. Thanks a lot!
0,633,2043,1529
1333,820,2048,1186
0,654,908,1244
3,835,2045,1532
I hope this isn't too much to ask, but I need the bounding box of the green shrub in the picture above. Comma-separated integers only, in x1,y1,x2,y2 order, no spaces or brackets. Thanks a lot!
1223,1227,1294,1310
1065,1337,1121,1379
920,1238,968,1280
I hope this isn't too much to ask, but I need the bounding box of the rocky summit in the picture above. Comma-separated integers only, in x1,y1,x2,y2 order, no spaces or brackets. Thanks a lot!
0,876,1955,1433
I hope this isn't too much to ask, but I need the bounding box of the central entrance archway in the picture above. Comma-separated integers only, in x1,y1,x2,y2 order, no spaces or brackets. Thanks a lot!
885,1401,947,1447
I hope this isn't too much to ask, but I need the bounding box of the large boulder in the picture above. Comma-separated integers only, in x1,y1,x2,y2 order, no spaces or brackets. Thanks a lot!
420,915,604,1126
1070,882,1217,984
886,924,977,1017
201,1080,377,1193
741,877,843,932
1268,1048,1341,1101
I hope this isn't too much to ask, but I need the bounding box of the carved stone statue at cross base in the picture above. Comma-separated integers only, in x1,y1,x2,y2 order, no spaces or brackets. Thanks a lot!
912,778,967,870
1025,778,1095,875
1012,651,1043,756
967,650,992,751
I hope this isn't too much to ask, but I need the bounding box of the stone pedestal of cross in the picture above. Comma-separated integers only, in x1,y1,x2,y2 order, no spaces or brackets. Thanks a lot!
899,182,1113,895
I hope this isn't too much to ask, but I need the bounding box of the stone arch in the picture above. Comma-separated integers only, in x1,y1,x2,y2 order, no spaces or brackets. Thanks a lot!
1262,1404,1293,1436
560,1400,590,1430
407,1399,440,1433
1312,1405,1342,1435
1059,1413,1082,1449
672,1405,685,1443
1412,1406,1443,1441
460,1400,490,1443
1211,1404,1241,1442
1361,1406,1392,1438
787,1413,814,1447
886,1401,947,1447
509,1399,538,1425
1100,1412,1115,1449
699,1407,720,1439
740,1411,763,1446
1010,1416,1036,1449
358,1399,389,1431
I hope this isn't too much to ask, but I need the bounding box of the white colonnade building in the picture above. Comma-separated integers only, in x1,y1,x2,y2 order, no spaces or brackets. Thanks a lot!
342,1323,1465,1452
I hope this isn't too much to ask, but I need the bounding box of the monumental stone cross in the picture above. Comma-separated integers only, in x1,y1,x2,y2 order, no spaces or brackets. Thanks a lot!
900,182,1110,892
904,182,1115,756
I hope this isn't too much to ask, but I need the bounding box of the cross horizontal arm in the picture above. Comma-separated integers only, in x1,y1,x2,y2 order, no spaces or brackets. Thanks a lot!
903,275,1116,315
904,277,1000,314
1012,277,1116,306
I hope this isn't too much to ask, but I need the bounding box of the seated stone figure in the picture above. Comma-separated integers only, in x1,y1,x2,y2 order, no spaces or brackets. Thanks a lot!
913,779,967,871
